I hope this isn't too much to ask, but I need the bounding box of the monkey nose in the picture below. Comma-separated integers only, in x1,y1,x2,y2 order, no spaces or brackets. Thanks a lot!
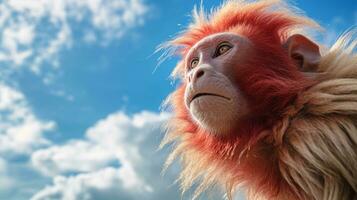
191,68,205,83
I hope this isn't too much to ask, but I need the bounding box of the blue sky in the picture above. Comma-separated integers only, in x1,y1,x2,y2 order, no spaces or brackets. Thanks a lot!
0,0,355,200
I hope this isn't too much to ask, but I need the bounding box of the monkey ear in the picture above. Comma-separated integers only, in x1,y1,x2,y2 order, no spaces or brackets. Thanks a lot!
283,34,321,72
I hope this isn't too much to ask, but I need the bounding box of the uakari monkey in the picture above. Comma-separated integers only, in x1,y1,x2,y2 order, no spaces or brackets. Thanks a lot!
160,1,357,200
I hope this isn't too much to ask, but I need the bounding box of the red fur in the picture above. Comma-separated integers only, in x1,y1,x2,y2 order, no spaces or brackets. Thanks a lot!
167,1,318,198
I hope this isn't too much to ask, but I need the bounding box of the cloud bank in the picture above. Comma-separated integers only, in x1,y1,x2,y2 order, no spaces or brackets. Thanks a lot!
0,83,55,155
31,111,182,200
0,0,147,75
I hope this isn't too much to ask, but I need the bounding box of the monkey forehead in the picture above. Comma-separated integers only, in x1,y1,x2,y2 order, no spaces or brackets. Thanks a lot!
185,32,248,58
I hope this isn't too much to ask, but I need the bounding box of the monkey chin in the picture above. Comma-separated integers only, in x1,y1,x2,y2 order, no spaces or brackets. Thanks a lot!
189,95,243,135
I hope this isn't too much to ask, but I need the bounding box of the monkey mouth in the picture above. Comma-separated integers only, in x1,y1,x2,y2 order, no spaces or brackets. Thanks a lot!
190,93,231,103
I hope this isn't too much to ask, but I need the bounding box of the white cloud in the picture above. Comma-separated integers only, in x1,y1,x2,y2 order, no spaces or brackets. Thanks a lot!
31,111,182,200
0,157,6,172
30,167,150,200
0,157,13,190
49,89,75,102
0,83,55,155
83,31,97,44
0,0,148,74
32,140,115,176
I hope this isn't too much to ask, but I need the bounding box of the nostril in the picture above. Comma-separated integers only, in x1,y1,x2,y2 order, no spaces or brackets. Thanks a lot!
195,70,204,79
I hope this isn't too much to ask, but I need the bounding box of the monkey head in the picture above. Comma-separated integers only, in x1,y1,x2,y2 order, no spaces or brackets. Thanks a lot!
182,31,320,136
160,1,357,200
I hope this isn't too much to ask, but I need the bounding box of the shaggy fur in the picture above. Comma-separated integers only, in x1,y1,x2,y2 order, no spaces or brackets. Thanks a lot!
160,1,357,199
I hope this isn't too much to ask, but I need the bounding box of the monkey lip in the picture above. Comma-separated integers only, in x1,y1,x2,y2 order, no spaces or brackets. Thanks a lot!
190,93,231,103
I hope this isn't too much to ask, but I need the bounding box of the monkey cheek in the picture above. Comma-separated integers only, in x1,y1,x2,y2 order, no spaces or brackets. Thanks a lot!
189,96,240,135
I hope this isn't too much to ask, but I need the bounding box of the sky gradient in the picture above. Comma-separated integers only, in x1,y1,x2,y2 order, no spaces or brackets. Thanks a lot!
0,0,355,199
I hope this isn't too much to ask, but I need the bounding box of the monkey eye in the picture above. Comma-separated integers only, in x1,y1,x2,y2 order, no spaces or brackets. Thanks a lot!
213,42,232,57
189,58,199,70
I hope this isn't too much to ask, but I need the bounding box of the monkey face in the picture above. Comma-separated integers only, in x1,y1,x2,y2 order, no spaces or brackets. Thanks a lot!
184,32,253,135
182,31,320,135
